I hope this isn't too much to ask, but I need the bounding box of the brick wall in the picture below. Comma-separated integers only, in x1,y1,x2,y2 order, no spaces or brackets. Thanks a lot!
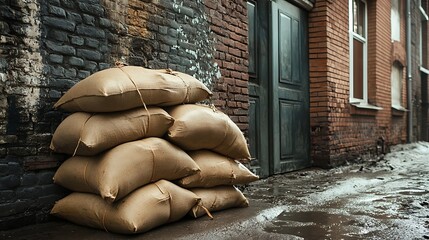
205,0,249,133
0,0,248,229
309,0,415,167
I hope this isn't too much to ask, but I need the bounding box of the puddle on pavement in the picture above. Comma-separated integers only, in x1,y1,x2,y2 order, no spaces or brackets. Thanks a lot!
264,210,361,239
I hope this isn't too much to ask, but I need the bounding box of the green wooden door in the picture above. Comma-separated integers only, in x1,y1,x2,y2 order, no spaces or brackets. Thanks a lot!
248,0,310,177
271,0,310,173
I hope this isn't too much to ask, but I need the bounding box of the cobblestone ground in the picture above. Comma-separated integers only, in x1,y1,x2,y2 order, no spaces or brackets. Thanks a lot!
1,142,428,239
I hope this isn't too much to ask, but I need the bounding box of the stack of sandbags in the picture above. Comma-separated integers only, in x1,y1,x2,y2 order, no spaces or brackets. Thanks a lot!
50,66,211,234
49,66,259,234
166,104,259,218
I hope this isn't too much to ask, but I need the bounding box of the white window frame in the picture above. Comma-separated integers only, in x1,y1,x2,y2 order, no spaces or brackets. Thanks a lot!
391,63,404,109
391,0,400,41
349,0,368,104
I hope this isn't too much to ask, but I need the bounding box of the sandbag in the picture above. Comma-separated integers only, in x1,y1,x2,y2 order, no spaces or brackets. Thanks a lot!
51,180,200,234
167,104,251,161
53,138,200,202
189,186,249,218
50,107,174,156
177,150,258,188
54,66,212,112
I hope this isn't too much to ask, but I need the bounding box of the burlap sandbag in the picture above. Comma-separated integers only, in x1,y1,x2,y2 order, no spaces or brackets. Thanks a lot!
177,150,258,188
54,66,212,112
50,107,174,156
51,180,200,234
167,104,251,161
53,138,200,202
189,186,249,218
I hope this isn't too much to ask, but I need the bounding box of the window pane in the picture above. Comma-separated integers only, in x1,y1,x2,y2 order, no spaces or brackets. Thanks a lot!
391,63,403,107
353,39,364,99
353,0,358,33
353,0,366,37
391,0,400,41
358,0,365,37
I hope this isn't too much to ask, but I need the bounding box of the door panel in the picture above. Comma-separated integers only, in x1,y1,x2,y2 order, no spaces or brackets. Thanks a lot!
271,0,310,174
247,0,270,177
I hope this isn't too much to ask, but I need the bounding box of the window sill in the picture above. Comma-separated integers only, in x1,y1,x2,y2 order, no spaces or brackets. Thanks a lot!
420,66,429,75
350,102,382,116
392,105,408,117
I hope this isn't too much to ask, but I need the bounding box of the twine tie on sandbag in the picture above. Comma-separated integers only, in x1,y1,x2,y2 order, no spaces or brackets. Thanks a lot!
154,182,174,223
197,201,214,220
228,158,237,184
148,146,156,183
165,68,191,104
72,113,95,156
115,61,151,135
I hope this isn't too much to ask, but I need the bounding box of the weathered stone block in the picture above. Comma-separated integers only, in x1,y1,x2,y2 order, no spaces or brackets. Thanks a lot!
76,25,105,39
83,14,95,26
68,56,84,66
99,63,110,70
158,34,177,46
60,0,75,9
48,0,60,5
70,36,84,46
77,49,102,61
64,68,76,78
78,3,104,17
85,37,99,48
99,17,111,28
0,175,20,190
45,40,75,55
178,6,195,18
0,5,22,20
48,90,62,99
43,16,75,32
48,5,66,17
66,12,82,23
84,60,97,71
77,70,90,79
48,54,63,64
49,78,76,90
49,65,65,77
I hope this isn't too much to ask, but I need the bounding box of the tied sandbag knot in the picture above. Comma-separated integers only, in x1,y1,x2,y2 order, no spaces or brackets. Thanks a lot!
165,69,191,104
197,202,213,220
73,113,95,156
117,65,151,133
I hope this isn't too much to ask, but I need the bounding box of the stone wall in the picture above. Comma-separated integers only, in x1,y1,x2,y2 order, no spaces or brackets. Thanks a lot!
0,0,249,229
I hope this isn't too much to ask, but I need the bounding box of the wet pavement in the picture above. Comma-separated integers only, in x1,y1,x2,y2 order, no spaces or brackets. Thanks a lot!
1,142,429,239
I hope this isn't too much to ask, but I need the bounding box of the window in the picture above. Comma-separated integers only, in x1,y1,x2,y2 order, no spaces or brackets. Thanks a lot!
349,0,367,103
391,62,403,109
391,0,400,41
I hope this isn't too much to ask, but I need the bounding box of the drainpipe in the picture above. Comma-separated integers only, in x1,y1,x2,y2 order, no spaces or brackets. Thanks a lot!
406,0,413,143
